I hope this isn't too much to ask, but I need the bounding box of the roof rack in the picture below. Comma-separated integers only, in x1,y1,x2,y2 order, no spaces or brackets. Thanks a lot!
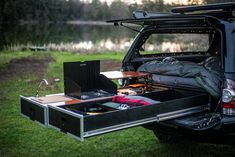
107,15,219,27
171,2,235,14
133,11,171,19
107,3,235,27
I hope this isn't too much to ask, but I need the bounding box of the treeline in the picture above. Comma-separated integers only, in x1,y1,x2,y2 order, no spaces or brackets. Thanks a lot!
0,0,175,23
0,0,232,23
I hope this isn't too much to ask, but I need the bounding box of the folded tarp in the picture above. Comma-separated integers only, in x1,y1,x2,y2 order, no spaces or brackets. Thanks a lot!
138,57,223,98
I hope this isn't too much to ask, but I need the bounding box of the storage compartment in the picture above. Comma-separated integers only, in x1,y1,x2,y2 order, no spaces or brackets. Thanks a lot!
48,89,209,141
20,96,48,126
20,95,75,126
63,102,117,116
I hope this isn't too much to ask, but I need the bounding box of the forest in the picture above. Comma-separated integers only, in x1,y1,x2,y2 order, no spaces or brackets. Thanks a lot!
0,0,230,23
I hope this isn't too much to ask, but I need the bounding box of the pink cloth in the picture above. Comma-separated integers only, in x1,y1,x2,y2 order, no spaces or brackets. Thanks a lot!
112,96,150,107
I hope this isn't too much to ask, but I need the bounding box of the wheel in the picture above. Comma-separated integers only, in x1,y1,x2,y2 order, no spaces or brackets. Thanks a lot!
144,123,182,144
153,129,180,144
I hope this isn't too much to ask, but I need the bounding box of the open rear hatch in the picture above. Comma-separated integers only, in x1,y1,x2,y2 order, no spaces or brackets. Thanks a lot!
48,89,209,141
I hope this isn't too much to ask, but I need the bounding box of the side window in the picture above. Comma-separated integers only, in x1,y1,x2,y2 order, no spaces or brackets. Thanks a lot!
139,33,210,55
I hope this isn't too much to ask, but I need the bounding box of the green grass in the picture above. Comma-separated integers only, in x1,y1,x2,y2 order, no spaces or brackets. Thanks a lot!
1,51,235,157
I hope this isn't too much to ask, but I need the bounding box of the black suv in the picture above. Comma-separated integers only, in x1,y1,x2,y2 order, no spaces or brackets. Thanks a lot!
108,2,235,144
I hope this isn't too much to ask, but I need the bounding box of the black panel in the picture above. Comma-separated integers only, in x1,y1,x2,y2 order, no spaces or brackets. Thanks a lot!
48,108,81,138
20,98,45,124
64,60,117,99
98,74,117,94
64,60,100,95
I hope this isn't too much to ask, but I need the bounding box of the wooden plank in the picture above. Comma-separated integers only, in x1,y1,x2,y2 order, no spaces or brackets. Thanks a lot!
32,95,73,104
100,71,149,80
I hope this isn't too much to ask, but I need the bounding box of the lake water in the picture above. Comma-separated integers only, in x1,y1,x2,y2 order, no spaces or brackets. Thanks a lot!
0,23,208,53
0,23,137,53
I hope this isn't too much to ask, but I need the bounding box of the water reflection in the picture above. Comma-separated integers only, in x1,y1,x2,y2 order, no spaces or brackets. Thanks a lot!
0,23,136,52
142,33,209,54
0,24,209,53
45,38,133,53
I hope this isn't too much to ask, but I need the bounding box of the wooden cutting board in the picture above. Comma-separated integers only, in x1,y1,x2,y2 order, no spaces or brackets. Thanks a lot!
32,95,73,104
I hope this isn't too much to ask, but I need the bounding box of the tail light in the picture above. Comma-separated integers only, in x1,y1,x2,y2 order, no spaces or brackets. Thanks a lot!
222,79,235,115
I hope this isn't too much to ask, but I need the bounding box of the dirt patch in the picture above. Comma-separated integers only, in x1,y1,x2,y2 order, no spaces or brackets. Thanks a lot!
0,57,121,80
100,60,122,71
0,56,54,80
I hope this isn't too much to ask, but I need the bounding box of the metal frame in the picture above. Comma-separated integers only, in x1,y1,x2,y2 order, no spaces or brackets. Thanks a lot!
83,105,208,138
48,102,208,141
20,95,72,127
107,15,221,27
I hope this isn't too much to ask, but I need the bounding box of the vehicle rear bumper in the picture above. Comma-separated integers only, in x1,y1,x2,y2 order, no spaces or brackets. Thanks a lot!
218,116,235,134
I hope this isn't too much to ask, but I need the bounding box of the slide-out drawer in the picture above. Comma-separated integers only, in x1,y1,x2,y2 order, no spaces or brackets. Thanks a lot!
20,96,48,126
48,89,209,141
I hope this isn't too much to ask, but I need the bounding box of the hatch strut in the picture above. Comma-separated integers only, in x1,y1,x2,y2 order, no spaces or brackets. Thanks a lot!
114,22,142,33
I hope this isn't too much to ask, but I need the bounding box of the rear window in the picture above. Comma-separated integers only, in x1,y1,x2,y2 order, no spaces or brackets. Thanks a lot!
139,33,210,55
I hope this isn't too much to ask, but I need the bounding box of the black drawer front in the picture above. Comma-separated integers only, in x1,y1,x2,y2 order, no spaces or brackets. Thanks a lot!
20,98,45,124
48,108,81,138
83,94,209,132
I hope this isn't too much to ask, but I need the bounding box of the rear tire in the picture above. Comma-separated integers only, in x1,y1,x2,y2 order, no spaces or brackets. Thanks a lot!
153,129,180,144
144,123,182,144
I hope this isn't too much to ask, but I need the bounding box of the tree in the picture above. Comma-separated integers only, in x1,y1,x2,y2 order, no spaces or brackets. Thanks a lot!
110,0,129,19
3,0,18,23
0,0,6,23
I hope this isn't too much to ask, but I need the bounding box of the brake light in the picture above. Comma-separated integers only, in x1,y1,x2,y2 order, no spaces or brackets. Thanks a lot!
222,79,235,115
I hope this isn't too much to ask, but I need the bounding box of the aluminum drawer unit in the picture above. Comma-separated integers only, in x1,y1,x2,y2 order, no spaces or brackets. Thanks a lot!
20,96,49,126
20,95,69,126
48,89,210,141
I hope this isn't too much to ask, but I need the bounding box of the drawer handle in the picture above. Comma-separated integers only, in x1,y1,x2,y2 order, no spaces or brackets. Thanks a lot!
29,107,35,112
29,107,35,120
61,117,67,127
61,117,67,133
61,117,66,122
